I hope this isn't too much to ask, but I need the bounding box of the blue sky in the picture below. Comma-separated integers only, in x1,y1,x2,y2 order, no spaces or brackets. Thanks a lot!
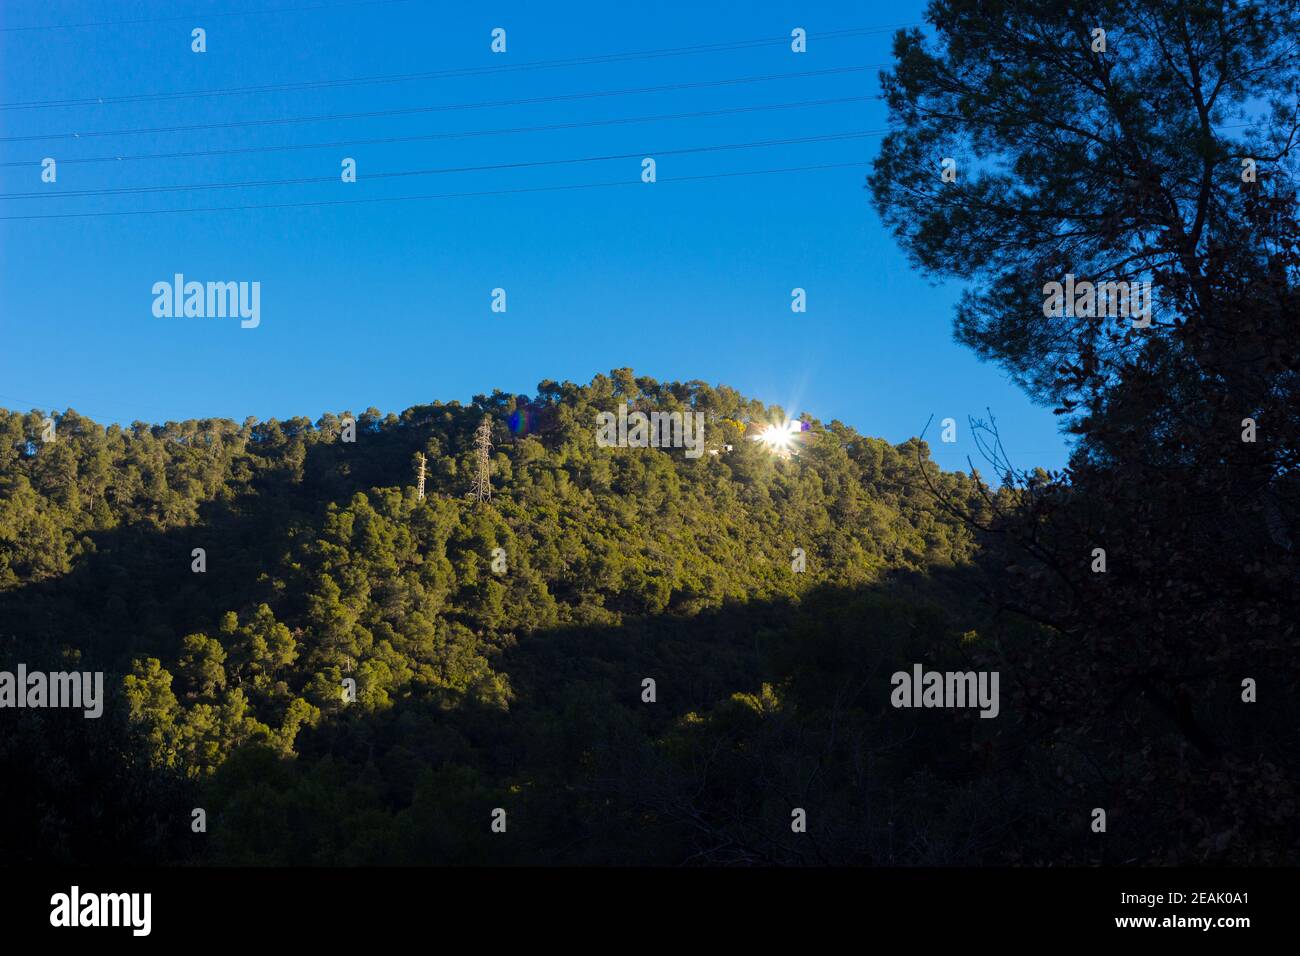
0,0,1072,474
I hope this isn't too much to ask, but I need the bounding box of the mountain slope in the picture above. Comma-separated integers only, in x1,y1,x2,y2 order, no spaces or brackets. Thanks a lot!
1,371,1016,865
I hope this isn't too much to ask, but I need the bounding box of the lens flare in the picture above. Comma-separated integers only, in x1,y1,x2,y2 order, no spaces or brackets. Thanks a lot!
752,419,808,456
508,407,536,436
758,423,794,452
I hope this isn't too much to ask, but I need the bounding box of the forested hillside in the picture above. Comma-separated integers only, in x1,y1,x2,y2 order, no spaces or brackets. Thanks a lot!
0,370,985,863
0,370,1289,865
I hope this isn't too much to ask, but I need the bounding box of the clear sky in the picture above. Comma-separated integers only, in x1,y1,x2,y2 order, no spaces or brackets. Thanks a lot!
0,0,1072,474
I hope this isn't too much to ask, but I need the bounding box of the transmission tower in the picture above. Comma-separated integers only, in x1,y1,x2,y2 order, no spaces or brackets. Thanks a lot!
470,416,493,503
416,452,427,501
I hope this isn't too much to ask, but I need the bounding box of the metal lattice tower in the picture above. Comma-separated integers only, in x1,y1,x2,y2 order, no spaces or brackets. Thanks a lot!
470,417,493,503
416,453,427,501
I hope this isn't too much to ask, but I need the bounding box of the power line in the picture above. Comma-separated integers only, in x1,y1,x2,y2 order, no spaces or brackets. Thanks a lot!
0,160,870,221
0,95,879,169
0,65,884,143
0,130,883,200
0,0,422,33
0,25,911,111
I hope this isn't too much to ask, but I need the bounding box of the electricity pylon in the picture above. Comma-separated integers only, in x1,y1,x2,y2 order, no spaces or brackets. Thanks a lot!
470,417,493,503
